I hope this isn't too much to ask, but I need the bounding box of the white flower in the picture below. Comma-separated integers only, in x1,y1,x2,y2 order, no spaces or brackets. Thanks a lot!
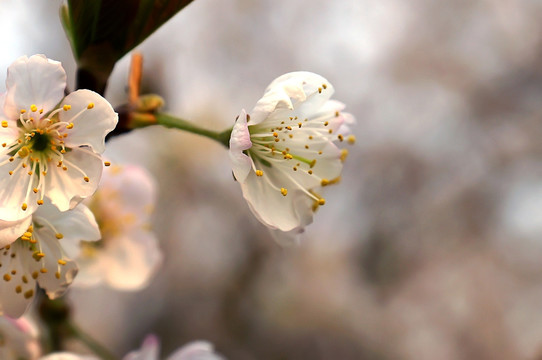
0,201,100,318
0,54,118,224
41,336,223,360
229,72,355,244
0,316,41,360
75,163,162,290
124,336,224,360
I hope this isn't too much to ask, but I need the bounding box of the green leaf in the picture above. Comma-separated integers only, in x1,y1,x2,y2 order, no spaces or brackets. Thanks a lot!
63,0,194,93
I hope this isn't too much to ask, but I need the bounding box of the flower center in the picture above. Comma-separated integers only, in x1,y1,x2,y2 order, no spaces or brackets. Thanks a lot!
28,131,51,152
0,102,96,211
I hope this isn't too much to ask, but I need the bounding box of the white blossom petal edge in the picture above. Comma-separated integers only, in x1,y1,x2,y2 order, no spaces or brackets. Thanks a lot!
229,72,355,245
0,55,118,222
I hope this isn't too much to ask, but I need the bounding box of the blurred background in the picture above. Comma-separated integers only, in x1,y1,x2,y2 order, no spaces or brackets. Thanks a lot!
2,0,542,359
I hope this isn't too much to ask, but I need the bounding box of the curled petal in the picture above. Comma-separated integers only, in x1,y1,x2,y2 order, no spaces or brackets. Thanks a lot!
4,55,66,119
251,71,335,125
229,110,253,183
59,90,118,154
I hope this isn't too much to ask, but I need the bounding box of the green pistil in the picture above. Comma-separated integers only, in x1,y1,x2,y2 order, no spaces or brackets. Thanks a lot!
291,154,315,167
31,132,51,152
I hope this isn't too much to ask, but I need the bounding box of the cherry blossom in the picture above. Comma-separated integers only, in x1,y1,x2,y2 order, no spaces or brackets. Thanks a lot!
229,72,355,244
75,163,162,290
0,201,100,317
0,55,117,223
0,316,41,360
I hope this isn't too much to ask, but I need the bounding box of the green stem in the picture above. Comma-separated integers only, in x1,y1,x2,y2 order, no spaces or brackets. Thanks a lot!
67,321,119,360
155,112,232,147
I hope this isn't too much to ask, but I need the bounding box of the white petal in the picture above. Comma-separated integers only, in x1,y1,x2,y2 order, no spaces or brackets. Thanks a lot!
266,71,334,96
99,164,157,219
35,202,100,244
101,231,163,290
250,87,297,126
0,216,32,248
0,242,37,318
0,94,20,145
30,227,78,299
124,335,160,360
239,169,314,232
40,353,99,360
229,110,253,182
45,148,103,212
59,90,118,153
251,72,335,125
168,341,224,360
0,157,40,221
4,55,66,119
269,227,303,247
70,256,105,288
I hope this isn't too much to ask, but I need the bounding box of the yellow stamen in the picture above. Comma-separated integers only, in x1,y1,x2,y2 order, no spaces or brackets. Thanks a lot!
340,149,348,162
280,188,288,196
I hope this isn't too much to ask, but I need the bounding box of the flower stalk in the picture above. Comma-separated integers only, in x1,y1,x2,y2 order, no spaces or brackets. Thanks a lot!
66,321,119,360
154,112,232,147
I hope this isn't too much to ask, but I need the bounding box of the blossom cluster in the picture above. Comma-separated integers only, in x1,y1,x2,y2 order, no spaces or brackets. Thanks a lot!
0,55,118,317
0,52,355,360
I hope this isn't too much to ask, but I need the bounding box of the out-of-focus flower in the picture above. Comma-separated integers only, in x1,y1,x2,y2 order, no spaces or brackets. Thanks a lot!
41,336,223,360
0,316,41,360
124,335,224,360
40,353,95,360
0,201,100,317
0,54,118,225
75,164,162,290
229,72,355,244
